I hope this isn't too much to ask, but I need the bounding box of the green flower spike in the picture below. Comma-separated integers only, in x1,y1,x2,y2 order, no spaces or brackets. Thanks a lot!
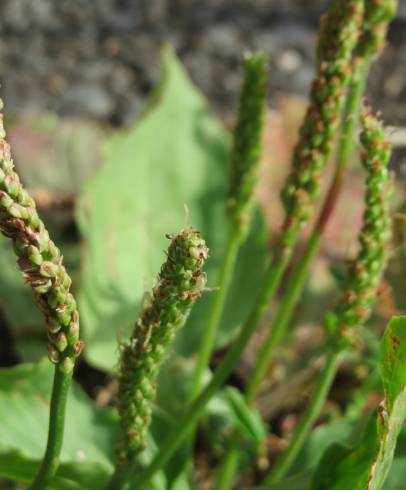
116,228,208,464
333,106,392,341
280,0,364,253
228,52,268,237
0,99,82,374
357,0,397,58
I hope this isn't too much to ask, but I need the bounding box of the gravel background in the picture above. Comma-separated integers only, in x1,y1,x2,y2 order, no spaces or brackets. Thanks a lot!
0,0,405,126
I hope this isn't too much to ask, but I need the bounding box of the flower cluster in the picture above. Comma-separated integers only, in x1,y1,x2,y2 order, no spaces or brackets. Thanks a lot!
280,0,364,253
116,229,208,464
227,53,267,236
332,107,392,341
0,99,81,374
357,0,397,58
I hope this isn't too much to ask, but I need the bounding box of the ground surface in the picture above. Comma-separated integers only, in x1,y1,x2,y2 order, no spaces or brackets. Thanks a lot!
0,0,405,126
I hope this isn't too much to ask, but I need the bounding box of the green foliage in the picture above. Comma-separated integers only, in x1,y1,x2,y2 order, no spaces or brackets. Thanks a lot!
0,0,401,488
0,359,116,487
207,386,266,452
312,316,406,490
77,47,268,372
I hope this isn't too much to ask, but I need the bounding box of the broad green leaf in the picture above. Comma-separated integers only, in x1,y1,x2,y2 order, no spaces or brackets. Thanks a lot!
311,316,406,490
10,114,104,196
367,316,406,490
76,46,268,371
0,359,117,487
0,452,109,490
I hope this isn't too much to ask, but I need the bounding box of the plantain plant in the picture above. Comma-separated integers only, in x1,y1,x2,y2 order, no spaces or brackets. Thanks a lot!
0,1,404,490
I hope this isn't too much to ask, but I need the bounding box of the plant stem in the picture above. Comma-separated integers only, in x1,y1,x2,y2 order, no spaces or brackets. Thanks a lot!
246,57,370,405
264,349,343,485
191,225,242,399
127,57,371,490
215,57,371,490
216,436,241,490
246,232,323,404
133,60,370,489
29,367,72,490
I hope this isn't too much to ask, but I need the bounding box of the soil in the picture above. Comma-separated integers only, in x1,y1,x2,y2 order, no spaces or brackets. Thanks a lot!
0,0,405,126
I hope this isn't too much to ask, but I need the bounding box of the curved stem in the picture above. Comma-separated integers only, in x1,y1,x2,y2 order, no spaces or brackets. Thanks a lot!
264,349,343,484
29,367,72,490
191,225,242,399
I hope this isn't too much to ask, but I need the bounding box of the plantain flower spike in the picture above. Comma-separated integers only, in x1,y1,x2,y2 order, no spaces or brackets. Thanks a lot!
116,228,208,464
228,52,268,237
0,99,82,374
331,106,392,342
280,0,364,253
357,0,397,58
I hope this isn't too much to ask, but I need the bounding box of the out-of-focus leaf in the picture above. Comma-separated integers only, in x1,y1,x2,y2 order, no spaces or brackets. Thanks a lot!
0,452,109,490
0,236,81,362
311,316,406,490
258,470,313,490
9,114,104,196
0,237,44,361
206,386,266,455
224,387,267,446
77,46,268,371
383,456,406,490
150,406,192,487
154,356,201,485
0,237,42,330
290,418,355,473
0,359,116,487
156,356,197,415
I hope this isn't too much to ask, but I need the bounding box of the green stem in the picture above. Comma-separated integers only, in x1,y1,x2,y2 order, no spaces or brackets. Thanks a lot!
264,349,343,484
245,57,370,406
246,232,322,404
191,225,242,399
129,58,371,490
217,440,241,490
216,57,371,490
29,367,72,490
134,252,292,488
